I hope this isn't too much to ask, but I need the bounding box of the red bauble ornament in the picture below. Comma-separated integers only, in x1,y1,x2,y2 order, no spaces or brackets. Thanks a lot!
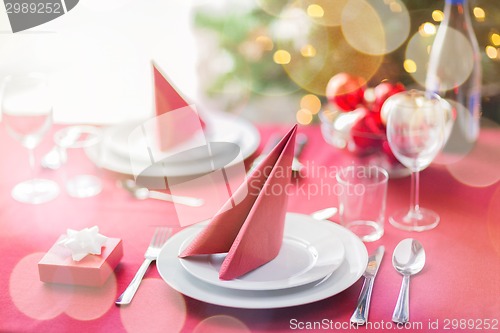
351,110,385,151
374,82,405,124
326,73,366,111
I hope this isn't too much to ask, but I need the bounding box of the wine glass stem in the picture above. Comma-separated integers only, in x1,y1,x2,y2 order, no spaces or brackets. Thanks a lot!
28,147,36,180
409,170,420,215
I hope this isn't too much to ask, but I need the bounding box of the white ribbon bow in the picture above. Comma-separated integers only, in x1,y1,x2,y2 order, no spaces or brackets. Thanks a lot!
58,226,108,261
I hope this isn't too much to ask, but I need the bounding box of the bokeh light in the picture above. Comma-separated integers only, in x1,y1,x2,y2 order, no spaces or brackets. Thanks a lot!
434,100,477,165
255,35,274,51
9,253,71,320
193,315,251,333
491,33,500,46
9,252,119,323
425,27,475,93
64,269,117,321
278,21,382,96
341,0,410,55
256,0,295,17
473,7,486,22
307,4,324,18
120,278,187,333
404,31,436,87
296,108,313,125
403,59,417,73
300,94,322,114
444,119,500,186
341,0,386,56
419,22,437,37
298,0,349,27
273,50,291,64
486,46,498,60
300,44,317,57
432,10,444,22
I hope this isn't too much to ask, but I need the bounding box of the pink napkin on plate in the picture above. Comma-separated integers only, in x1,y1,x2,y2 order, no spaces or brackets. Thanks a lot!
153,62,204,151
179,125,297,280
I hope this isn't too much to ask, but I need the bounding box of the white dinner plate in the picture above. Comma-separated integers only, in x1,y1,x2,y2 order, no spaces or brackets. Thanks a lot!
157,213,368,309
178,216,345,290
87,114,260,177
104,116,241,164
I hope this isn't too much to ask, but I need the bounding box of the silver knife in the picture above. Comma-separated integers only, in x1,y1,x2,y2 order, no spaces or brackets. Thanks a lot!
350,246,385,325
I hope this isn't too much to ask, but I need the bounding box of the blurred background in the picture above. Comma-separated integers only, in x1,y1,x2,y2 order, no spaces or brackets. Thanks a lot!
0,0,499,125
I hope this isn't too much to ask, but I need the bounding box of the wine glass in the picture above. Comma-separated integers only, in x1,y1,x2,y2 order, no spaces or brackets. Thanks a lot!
383,90,452,231
1,73,59,204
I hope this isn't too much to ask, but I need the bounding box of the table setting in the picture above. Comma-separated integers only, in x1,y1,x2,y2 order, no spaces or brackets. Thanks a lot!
1,2,500,331
1,62,499,333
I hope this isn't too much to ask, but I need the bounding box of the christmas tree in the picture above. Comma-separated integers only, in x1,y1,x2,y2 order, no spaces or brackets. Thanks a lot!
193,0,500,123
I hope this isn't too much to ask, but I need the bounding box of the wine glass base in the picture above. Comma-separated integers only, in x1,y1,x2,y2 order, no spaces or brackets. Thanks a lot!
12,179,60,204
389,208,440,232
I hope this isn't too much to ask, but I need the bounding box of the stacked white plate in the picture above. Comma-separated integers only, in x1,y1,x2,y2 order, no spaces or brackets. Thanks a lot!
157,213,368,309
87,114,260,178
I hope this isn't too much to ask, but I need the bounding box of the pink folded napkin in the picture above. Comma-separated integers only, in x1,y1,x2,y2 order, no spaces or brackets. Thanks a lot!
179,125,297,280
153,62,204,151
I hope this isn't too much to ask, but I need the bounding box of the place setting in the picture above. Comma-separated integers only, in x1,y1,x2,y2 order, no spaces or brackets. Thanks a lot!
0,67,454,324
113,88,452,325
86,63,261,179
152,125,368,309
108,86,452,318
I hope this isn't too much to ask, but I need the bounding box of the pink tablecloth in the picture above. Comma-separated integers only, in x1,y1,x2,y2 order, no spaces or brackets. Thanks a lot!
0,123,499,333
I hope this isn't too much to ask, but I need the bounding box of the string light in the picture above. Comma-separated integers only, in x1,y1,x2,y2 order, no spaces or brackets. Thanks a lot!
300,44,317,57
473,7,485,22
485,46,498,59
432,10,444,22
491,33,500,46
300,94,322,114
296,108,313,125
307,4,324,18
403,59,417,73
418,22,436,37
256,36,274,51
389,2,402,13
273,50,291,64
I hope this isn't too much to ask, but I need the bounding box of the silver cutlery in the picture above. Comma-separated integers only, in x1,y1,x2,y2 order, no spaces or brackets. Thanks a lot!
248,133,280,173
310,207,338,220
292,133,307,173
249,133,307,173
351,245,385,325
119,179,204,207
116,227,172,305
392,238,426,324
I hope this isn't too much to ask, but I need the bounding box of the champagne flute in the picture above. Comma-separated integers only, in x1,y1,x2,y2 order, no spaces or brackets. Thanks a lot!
383,90,452,231
1,73,59,204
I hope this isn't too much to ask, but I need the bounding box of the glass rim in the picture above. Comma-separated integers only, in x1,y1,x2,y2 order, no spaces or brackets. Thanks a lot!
336,165,389,186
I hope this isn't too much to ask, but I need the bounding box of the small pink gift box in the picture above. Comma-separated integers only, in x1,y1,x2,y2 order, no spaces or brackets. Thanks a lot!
38,237,123,287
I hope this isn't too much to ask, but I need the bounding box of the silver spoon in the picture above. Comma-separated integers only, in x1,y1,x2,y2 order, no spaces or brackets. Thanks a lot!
119,179,204,207
392,238,426,324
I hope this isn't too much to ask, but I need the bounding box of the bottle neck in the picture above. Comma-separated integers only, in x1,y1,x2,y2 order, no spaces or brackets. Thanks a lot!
442,0,473,31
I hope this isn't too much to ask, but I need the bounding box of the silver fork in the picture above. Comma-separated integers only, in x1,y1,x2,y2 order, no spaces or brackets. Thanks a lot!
115,227,172,305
